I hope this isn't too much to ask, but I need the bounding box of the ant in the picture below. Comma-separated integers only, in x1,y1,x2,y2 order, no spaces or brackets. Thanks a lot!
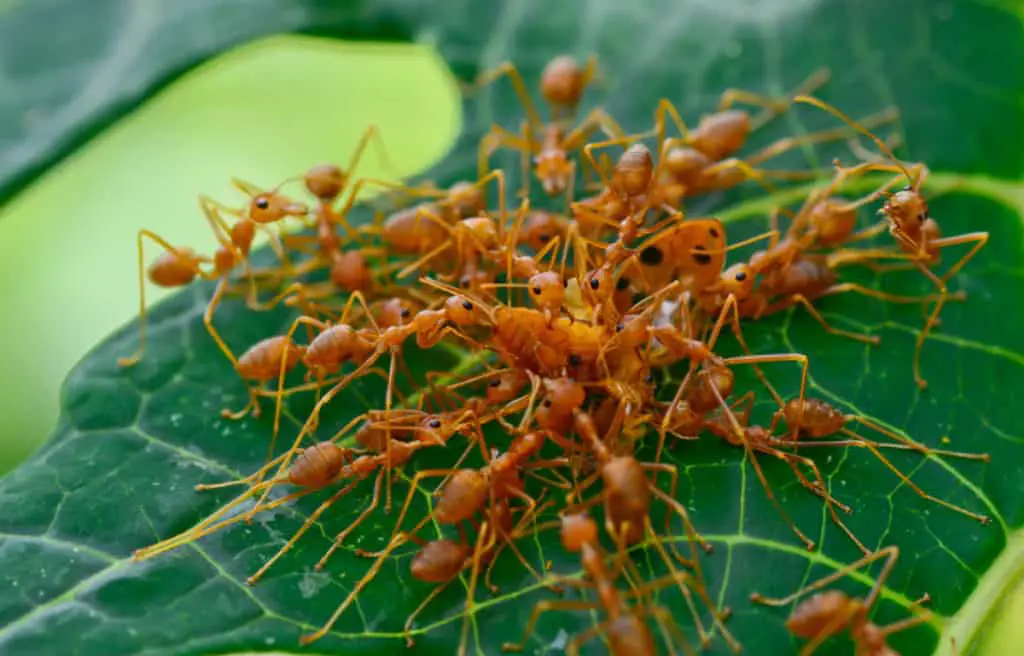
795,95,989,389
117,186,303,367
772,396,991,527
750,546,933,656
504,512,732,655
469,55,626,203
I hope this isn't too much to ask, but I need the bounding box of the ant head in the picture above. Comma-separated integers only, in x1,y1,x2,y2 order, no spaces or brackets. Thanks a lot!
615,313,651,350
882,188,928,231
444,295,485,326
459,268,493,292
248,192,308,224
486,369,527,403
419,414,448,442
581,267,614,305
540,55,585,107
375,298,419,328
612,144,654,197
716,263,755,297
528,271,566,312
446,181,486,218
520,211,564,252
304,164,346,201
534,150,573,197
559,513,598,552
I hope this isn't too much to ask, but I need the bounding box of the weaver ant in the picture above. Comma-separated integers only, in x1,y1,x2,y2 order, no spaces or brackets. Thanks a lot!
751,546,933,656
795,95,989,389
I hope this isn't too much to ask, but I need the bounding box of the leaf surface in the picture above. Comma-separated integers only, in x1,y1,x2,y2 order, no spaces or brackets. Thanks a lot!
2,0,1024,654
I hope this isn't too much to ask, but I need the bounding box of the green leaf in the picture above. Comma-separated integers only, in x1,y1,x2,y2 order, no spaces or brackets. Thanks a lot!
2,1,1024,655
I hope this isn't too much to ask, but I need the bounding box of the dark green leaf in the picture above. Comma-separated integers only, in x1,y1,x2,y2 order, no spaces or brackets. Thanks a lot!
2,1,1023,655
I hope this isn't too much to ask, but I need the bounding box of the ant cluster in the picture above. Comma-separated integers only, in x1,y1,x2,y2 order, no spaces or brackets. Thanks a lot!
124,54,989,655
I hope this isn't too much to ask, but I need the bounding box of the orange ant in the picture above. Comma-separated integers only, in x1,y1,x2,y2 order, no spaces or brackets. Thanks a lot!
503,512,731,655
116,186,300,368
750,546,933,656
300,499,543,649
131,439,417,565
469,55,625,202
795,95,989,389
771,396,991,527
644,68,897,202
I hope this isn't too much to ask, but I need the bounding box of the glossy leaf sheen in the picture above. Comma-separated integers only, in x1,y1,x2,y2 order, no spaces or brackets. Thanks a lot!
2,0,1024,654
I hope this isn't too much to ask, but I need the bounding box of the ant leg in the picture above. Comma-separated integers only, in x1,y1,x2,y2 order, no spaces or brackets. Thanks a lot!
745,107,900,167
776,293,881,345
840,418,989,462
877,610,933,639
256,348,388,507
402,577,457,648
300,533,409,645
858,440,990,524
463,61,543,133
246,478,361,585
706,294,787,408
651,98,693,149
457,523,499,655
721,67,831,131
582,134,648,189
501,600,600,652
478,126,534,187
562,107,627,151
315,470,384,571
751,545,899,607
782,454,867,554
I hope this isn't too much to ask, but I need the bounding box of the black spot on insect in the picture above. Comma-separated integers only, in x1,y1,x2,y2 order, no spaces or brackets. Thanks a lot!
616,277,630,291
532,286,542,295
709,227,720,238
640,246,663,266
645,373,655,384
735,271,747,282
462,299,473,310
489,379,502,387
539,233,551,243
255,197,270,210
589,277,600,290
400,308,411,318
692,244,712,266
615,323,625,332
568,354,582,367
428,418,442,429
543,399,552,408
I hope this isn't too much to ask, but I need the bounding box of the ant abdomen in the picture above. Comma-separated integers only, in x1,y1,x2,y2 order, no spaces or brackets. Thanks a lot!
692,110,750,161
809,198,858,247
780,398,845,438
785,590,855,639
304,164,345,201
148,249,200,287
304,324,373,375
289,442,347,488
410,539,470,583
236,335,305,381
688,365,735,414
540,55,586,109
329,250,373,292
611,144,654,197
434,469,489,524
381,204,450,254
606,613,658,656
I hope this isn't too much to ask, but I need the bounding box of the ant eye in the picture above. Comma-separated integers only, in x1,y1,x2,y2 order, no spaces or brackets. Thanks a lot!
255,197,270,210
400,308,411,318
645,373,654,384
709,227,720,238
428,419,442,429
462,299,473,310
616,277,630,291
918,212,927,222
563,278,569,287
543,399,552,408
568,354,582,367
538,234,551,243
734,271,747,282
589,277,600,290
532,286,542,295
615,323,625,332
460,278,470,288
488,379,502,387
